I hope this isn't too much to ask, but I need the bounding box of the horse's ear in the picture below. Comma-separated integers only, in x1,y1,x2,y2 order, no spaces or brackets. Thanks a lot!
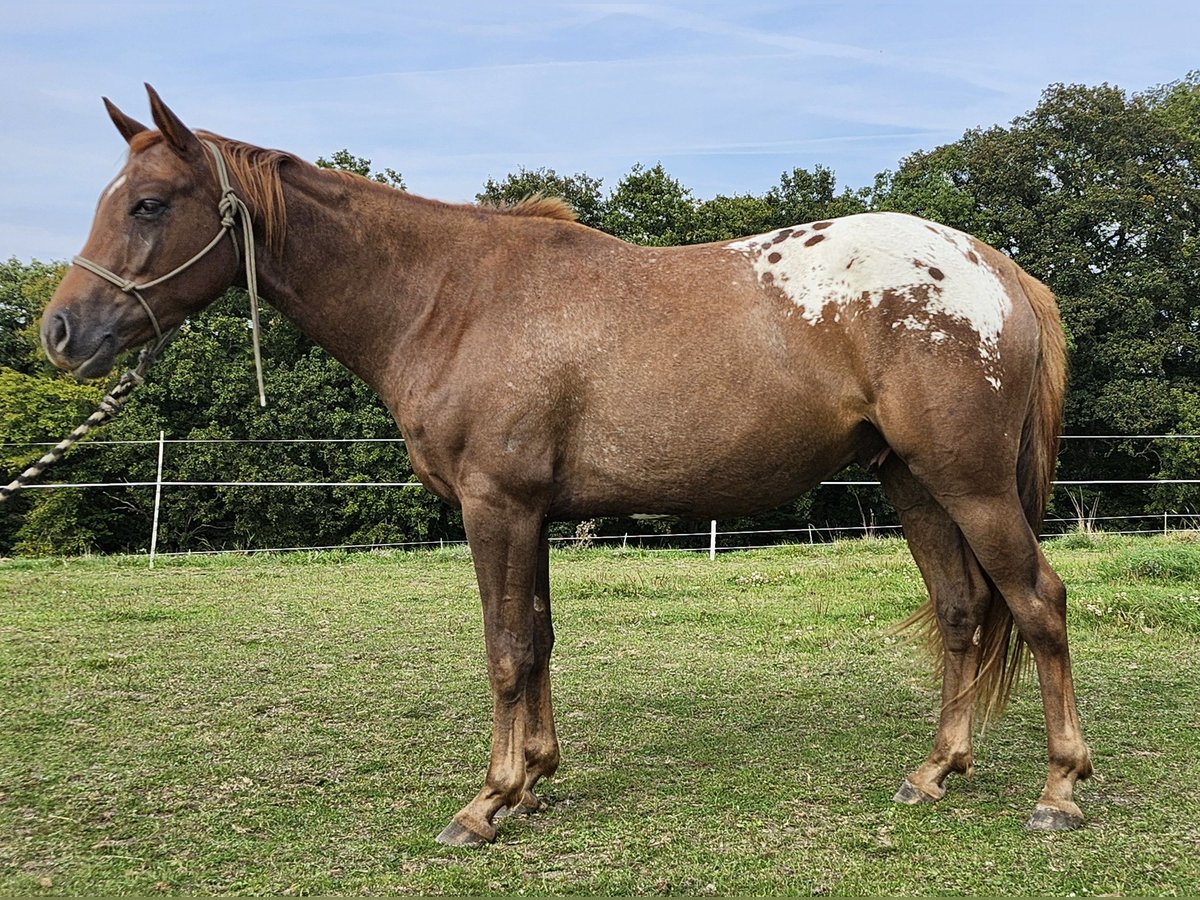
104,97,148,144
144,83,203,159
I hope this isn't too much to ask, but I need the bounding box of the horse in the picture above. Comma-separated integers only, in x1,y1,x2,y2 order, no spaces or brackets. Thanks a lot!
40,85,1091,844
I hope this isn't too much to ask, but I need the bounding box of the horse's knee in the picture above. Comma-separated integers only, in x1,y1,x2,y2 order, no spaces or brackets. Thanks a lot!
487,642,535,704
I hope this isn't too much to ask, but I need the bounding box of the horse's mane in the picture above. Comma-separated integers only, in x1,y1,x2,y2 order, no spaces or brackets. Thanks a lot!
129,131,578,256
130,130,291,255
482,195,578,222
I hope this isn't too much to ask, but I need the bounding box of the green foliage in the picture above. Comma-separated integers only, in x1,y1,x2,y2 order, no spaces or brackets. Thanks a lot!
602,162,699,245
693,193,777,242
0,368,104,552
0,279,463,555
0,258,64,374
0,368,100,456
765,164,869,226
5,74,1200,557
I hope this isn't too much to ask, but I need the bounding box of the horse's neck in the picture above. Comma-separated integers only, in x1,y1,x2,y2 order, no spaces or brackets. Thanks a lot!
255,170,464,397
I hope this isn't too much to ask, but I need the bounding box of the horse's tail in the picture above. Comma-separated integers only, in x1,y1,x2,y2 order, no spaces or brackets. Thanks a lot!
1014,267,1068,534
973,265,1068,722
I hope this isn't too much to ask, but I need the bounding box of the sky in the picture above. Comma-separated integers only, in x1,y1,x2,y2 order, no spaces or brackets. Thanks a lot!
2,0,1197,262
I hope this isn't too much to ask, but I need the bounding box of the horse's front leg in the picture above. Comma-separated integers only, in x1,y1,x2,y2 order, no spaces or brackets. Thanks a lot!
497,527,560,819
436,496,547,846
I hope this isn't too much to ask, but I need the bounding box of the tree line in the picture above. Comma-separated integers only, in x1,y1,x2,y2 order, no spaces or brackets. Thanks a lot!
2,76,1198,555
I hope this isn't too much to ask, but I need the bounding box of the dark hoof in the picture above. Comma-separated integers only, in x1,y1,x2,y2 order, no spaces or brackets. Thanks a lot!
1026,803,1084,831
435,818,494,847
893,778,940,805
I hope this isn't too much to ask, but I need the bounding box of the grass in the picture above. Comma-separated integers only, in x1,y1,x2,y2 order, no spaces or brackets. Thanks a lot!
1,534,1198,896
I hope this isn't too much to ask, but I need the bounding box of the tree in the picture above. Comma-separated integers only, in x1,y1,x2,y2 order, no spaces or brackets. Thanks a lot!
693,194,777,243
316,149,405,190
602,163,698,246
0,367,104,553
0,258,65,375
6,79,1200,554
765,165,869,228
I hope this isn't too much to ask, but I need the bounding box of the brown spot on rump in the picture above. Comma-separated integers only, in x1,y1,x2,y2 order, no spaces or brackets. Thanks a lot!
767,251,782,263
761,241,773,250
876,284,935,317
913,258,926,268
928,267,945,281
762,271,775,284
804,234,826,247
812,221,833,230
773,228,793,242
967,250,980,265
845,257,856,269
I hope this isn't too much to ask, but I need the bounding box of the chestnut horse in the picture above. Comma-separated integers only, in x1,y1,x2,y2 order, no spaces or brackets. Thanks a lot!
41,86,1091,843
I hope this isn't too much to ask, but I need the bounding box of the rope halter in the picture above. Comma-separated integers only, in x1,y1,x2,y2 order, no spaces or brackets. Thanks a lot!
71,138,267,406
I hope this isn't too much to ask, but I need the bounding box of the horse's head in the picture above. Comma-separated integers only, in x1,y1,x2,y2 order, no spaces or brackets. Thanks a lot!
42,85,242,379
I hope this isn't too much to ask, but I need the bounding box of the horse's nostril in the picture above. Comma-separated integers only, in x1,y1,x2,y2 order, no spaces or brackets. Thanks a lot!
49,311,71,354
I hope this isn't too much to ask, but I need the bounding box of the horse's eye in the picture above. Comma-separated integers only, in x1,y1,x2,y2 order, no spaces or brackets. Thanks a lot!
132,198,167,219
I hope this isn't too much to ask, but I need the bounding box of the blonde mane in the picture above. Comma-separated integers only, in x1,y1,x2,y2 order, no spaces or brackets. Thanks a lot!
482,194,578,222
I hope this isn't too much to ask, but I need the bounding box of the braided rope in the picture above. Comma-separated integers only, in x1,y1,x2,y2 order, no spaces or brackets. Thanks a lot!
0,330,177,504
1,139,265,505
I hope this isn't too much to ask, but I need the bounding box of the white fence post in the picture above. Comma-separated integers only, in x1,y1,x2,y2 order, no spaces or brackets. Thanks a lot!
709,520,717,560
148,431,166,569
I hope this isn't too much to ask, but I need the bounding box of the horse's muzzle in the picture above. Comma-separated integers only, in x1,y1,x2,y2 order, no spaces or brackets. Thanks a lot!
41,307,118,379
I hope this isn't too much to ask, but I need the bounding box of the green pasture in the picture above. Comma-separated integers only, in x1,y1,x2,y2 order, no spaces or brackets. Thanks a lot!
1,535,1198,896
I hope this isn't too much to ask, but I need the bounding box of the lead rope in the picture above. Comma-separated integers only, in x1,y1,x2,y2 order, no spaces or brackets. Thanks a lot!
0,329,176,503
1,139,265,505
202,140,266,408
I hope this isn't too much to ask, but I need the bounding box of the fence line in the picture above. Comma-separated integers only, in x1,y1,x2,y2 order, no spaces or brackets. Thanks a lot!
4,433,1200,450
14,478,1200,490
3,433,1197,561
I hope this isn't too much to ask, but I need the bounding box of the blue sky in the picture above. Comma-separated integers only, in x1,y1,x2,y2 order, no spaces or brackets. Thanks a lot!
2,1,1196,261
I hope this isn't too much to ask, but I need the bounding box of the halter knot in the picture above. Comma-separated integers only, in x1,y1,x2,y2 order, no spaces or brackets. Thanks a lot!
218,190,239,227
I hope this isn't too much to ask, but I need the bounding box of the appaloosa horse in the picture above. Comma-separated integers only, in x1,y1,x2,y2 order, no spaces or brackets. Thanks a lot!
41,86,1091,844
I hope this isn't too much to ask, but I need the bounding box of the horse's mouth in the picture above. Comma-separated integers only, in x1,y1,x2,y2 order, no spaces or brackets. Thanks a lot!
69,334,117,380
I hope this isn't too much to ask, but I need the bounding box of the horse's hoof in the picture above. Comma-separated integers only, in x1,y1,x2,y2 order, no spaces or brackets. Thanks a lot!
435,817,495,847
1025,802,1084,831
893,778,941,805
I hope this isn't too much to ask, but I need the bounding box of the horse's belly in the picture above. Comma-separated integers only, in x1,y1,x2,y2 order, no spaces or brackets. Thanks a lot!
551,404,874,520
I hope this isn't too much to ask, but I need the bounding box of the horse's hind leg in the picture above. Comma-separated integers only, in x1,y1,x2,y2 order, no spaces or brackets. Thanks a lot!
880,456,992,804
932,490,1093,829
